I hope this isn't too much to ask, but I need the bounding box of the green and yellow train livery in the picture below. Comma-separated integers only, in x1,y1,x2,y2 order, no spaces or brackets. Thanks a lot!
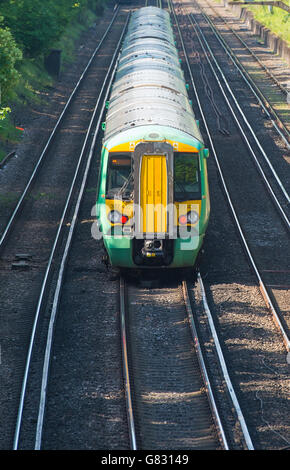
96,6,210,270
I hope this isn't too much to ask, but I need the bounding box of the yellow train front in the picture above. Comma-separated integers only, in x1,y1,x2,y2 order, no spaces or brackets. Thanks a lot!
95,6,210,270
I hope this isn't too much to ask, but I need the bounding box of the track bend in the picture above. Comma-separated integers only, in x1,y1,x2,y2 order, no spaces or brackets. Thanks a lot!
0,5,120,250
0,9,129,449
176,1,290,221
170,0,290,350
192,0,290,145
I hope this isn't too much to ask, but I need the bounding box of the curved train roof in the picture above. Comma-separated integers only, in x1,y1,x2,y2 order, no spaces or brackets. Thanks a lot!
104,6,202,145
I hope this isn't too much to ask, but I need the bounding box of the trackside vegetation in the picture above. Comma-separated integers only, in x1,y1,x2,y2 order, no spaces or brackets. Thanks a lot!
220,0,290,44
246,0,290,44
0,0,107,161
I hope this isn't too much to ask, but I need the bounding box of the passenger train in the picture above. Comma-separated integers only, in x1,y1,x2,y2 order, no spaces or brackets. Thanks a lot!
95,6,210,270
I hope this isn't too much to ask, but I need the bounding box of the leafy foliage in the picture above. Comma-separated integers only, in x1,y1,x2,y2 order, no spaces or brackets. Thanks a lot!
0,0,101,57
0,0,104,124
0,106,11,121
0,17,22,106
246,0,290,44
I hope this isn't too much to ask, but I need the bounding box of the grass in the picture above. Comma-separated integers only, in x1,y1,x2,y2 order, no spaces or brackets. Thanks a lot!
0,114,25,162
55,8,98,67
15,60,54,106
0,6,100,162
246,0,290,44
0,58,54,162
213,0,290,44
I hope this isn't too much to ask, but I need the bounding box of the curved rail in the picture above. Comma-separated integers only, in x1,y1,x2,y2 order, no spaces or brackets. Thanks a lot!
121,274,254,449
122,276,227,449
0,6,120,252
170,0,290,352
194,0,290,148
186,7,290,225
181,281,230,449
13,15,130,450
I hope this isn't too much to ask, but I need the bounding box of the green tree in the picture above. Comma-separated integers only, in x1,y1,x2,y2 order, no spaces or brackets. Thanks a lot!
0,18,22,102
0,0,103,57
0,106,11,122
0,0,86,57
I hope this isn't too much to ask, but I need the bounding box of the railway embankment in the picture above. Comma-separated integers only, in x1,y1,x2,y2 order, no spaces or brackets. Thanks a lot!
203,0,290,133
0,1,107,164
227,1,290,67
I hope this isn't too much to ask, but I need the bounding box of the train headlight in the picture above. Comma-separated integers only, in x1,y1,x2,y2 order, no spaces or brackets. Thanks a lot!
187,210,199,224
108,210,128,224
178,211,199,225
108,210,120,223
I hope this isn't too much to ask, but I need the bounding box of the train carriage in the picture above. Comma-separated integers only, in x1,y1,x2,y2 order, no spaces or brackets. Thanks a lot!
95,6,210,269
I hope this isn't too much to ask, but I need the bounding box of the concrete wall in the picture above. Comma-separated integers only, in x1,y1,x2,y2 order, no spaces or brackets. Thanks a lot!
229,3,290,67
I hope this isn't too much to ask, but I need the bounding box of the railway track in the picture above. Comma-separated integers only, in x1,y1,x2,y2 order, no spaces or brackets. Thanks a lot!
120,274,257,449
170,0,290,352
0,0,288,451
176,1,290,220
0,10,130,449
192,0,290,145
0,5,120,251
39,0,289,451
169,0,289,449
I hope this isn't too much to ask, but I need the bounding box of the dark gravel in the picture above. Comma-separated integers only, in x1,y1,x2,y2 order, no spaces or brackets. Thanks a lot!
0,2,129,450
173,0,290,450
126,281,221,450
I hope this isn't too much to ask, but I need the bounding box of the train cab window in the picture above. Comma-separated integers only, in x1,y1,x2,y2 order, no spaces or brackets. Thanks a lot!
106,153,133,200
174,153,201,201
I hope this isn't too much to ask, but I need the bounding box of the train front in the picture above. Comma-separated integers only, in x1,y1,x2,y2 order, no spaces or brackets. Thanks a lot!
95,6,210,270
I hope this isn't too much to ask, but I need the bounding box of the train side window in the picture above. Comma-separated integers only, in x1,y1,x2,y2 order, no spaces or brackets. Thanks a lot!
106,153,133,200
174,153,201,201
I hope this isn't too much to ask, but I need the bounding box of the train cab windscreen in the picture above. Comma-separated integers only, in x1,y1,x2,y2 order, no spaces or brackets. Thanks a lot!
174,153,201,201
106,154,133,200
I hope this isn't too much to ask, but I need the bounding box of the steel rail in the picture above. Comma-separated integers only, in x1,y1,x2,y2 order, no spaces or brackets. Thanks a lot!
206,0,289,97
13,15,130,450
182,281,230,450
123,276,224,449
119,277,137,451
0,6,120,252
186,9,290,224
170,0,290,352
193,0,290,148
196,274,255,449
188,5,290,209
210,1,289,95
34,21,130,449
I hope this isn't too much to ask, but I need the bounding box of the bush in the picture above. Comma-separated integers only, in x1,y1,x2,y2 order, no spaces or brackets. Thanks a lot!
2,1,64,57
0,19,22,102
0,18,22,126
0,0,94,57
246,0,290,44
0,106,11,121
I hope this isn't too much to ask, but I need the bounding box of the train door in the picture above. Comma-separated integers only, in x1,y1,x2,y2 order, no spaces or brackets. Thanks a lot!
140,154,168,234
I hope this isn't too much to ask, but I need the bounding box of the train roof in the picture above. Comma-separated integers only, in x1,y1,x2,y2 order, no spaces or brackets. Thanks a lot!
103,6,202,145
